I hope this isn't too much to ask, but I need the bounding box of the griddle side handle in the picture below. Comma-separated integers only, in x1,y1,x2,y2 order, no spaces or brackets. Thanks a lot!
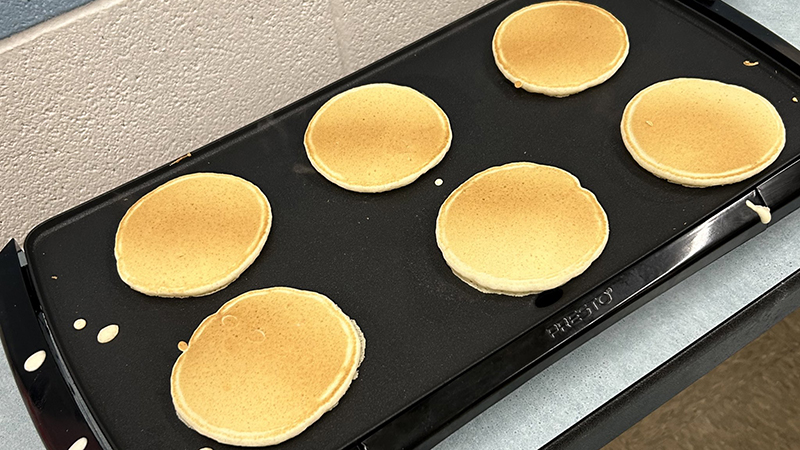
0,240,101,450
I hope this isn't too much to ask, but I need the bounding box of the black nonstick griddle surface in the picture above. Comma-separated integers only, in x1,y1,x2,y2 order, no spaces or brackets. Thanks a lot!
23,0,800,449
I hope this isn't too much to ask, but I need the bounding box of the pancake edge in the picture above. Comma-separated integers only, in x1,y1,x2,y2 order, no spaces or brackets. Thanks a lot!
114,172,272,298
492,1,630,98
436,162,609,296
170,287,366,447
620,78,787,187
303,83,452,192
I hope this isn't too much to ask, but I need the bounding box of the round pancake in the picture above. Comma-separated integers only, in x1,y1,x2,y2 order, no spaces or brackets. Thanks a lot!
171,287,365,446
493,1,629,97
115,173,271,297
304,83,452,192
621,78,786,187
436,162,608,296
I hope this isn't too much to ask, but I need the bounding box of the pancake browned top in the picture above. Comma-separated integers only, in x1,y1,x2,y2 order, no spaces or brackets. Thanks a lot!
493,1,629,97
171,287,365,446
115,173,271,297
304,83,451,192
436,162,609,296
621,78,785,187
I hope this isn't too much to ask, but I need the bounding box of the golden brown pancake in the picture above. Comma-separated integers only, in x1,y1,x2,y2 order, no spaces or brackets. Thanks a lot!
171,287,365,446
621,78,785,187
493,1,629,97
115,173,271,297
436,162,608,296
304,83,452,192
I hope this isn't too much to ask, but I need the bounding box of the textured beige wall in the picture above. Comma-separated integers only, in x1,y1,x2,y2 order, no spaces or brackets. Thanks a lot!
0,0,491,243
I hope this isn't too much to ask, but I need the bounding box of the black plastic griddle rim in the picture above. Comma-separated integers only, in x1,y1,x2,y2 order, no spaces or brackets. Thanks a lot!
542,266,800,450
0,240,104,450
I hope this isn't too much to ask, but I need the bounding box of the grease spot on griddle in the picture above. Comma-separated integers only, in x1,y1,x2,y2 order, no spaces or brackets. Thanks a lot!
73,318,87,330
97,324,119,344
292,163,316,174
24,350,46,372
68,437,88,450
535,289,564,308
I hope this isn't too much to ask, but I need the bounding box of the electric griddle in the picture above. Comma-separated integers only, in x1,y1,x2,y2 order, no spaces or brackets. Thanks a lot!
2,0,800,449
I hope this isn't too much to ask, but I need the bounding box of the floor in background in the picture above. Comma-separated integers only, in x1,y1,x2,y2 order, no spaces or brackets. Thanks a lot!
604,306,800,450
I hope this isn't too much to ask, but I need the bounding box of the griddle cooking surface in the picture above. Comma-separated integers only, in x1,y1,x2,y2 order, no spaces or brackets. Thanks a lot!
25,0,800,449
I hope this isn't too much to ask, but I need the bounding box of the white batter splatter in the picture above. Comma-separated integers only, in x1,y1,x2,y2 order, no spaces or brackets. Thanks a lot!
97,324,119,344
24,350,46,372
745,200,771,224
68,437,88,450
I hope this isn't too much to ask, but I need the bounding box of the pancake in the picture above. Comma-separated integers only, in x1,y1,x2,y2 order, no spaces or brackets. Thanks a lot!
304,83,452,192
436,162,608,296
171,287,365,446
115,173,271,297
493,1,629,97
621,78,786,187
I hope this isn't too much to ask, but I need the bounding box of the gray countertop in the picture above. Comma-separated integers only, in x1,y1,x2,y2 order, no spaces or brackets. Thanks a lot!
2,1,799,449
